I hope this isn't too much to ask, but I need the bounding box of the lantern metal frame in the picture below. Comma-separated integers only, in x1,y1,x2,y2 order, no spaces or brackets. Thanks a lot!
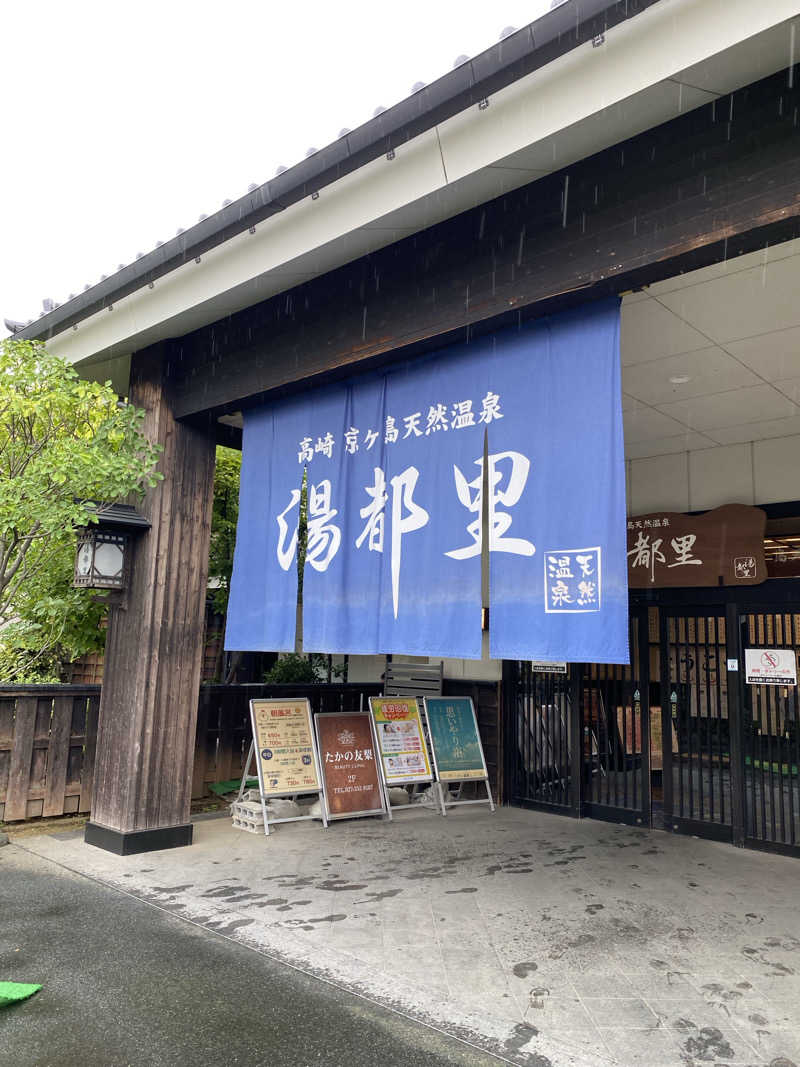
73,502,150,591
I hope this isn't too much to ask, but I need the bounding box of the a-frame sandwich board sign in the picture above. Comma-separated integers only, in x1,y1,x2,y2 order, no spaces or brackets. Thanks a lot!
423,696,495,814
369,696,444,816
240,697,327,835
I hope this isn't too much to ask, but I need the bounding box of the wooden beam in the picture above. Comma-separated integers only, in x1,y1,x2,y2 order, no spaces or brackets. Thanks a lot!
169,70,800,420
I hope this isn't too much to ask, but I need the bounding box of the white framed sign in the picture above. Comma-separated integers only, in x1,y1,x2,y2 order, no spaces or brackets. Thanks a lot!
369,696,443,817
242,698,327,836
744,648,797,686
423,696,495,815
531,661,568,674
369,697,433,785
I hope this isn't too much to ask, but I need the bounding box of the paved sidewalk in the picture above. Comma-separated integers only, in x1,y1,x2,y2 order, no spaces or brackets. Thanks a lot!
16,806,800,1066
1,846,498,1067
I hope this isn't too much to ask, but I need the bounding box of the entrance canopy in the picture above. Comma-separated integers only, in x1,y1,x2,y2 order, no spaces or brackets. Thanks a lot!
226,299,628,663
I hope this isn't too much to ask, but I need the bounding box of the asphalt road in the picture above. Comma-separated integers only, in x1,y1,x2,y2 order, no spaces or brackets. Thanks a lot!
1,843,500,1067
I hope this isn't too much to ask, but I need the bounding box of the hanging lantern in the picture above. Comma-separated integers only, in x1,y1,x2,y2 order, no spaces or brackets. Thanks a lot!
73,503,150,591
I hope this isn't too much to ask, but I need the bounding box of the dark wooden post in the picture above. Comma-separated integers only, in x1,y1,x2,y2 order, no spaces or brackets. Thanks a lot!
84,344,216,855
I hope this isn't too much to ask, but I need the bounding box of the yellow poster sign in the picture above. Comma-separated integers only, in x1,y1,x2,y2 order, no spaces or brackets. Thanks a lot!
251,698,320,796
369,697,434,784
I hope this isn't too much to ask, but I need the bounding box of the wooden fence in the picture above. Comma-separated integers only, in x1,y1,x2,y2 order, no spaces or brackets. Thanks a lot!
0,679,502,821
0,686,100,822
191,683,383,799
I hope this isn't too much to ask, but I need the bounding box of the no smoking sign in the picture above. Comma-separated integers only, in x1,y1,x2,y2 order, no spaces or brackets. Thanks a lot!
744,648,797,686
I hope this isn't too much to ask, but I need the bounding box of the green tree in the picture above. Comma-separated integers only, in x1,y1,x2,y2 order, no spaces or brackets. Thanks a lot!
207,445,241,616
262,652,345,684
205,449,339,682
262,653,323,684
0,338,162,681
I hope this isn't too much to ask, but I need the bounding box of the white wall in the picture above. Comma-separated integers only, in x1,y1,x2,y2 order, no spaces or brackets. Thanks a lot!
346,648,502,684
627,434,800,514
343,654,386,684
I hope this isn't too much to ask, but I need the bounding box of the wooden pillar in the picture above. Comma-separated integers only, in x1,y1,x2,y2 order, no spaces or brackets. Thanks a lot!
84,344,216,855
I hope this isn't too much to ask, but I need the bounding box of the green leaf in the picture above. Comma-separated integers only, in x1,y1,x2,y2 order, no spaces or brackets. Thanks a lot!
0,338,162,680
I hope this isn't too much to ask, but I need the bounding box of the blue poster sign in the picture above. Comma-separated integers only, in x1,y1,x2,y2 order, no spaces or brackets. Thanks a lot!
226,297,628,664
424,697,487,781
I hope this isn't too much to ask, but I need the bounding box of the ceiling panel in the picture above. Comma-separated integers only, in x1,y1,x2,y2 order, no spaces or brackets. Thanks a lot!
645,255,759,299
621,289,650,305
621,346,761,406
623,406,690,442
621,242,800,458
725,324,800,382
656,383,797,431
624,431,718,460
772,377,800,405
705,414,800,445
620,298,711,365
729,326,800,386
656,254,800,344
645,237,800,299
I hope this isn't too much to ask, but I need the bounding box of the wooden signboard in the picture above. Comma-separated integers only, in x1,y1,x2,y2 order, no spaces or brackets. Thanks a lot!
627,504,765,588
315,711,387,822
244,698,326,835
423,696,494,813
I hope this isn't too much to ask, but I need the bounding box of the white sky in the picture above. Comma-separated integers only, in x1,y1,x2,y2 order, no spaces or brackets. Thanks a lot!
1,0,552,331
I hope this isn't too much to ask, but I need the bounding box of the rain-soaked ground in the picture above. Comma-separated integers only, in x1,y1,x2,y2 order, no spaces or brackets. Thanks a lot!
13,806,800,1066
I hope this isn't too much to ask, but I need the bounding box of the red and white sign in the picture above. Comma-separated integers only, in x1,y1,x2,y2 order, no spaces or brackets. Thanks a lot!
744,648,797,686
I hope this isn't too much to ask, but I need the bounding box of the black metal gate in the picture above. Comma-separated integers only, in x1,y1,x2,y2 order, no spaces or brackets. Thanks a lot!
739,609,800,857
504,589,800,860
580,609,650,826
658,607,733,842
505,661,577,815
505,609,650,825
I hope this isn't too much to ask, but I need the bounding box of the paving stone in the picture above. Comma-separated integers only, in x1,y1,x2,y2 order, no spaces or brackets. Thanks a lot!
15,806,800,1067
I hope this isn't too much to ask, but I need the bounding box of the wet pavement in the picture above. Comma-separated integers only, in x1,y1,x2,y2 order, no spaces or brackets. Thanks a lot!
11,805,800,1066
1,845,498,1067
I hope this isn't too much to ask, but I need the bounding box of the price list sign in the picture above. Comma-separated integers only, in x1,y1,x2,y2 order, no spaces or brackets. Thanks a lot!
251,698,321,796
